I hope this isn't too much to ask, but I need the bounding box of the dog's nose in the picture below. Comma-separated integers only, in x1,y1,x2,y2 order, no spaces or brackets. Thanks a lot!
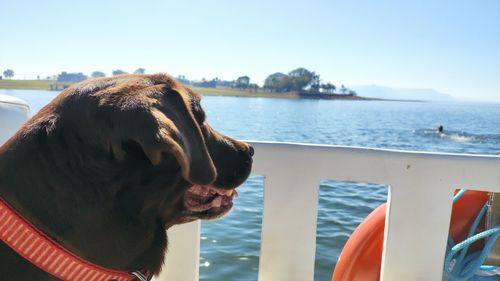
248,145,254,157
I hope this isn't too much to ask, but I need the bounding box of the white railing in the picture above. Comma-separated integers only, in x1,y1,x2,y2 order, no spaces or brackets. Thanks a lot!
156,141,500,281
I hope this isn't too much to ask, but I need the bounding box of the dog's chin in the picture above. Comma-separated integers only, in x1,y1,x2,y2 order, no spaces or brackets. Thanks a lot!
181,185,238,221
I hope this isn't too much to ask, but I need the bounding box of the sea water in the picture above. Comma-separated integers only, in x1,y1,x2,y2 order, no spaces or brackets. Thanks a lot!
3,89,500,281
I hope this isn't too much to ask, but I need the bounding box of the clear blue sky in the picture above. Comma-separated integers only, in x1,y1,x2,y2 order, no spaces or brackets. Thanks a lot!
1,0,499,102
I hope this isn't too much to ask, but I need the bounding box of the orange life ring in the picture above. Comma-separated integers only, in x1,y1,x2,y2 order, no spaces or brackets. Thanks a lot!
331,190,489,281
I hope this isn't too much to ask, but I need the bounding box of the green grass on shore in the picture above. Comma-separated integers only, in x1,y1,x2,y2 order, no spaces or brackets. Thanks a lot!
0,79,301,98
189,86,300,99
0,79,54,90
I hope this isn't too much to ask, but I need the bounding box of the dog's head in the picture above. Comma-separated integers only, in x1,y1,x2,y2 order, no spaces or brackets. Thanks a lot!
14,74,253,229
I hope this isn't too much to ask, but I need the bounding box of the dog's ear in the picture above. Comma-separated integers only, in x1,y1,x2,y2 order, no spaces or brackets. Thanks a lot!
108,86,217,185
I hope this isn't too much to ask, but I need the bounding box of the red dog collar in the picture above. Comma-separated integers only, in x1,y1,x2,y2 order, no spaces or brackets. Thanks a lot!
0,198,150,281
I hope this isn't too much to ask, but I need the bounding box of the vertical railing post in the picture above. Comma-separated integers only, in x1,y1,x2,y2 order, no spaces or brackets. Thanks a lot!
154,221,201,281
258,172,320,281
380,180,454,280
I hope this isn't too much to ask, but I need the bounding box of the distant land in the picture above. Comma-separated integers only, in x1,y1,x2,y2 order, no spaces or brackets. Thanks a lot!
350,85,454,102
0,79,454,102
0,66,457,102
0,79,374,101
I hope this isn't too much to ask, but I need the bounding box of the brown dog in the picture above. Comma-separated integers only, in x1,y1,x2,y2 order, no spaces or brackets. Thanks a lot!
0,74,253,279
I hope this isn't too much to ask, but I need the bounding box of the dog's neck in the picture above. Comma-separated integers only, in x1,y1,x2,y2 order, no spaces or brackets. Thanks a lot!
0,126,183,275
0,197,151,281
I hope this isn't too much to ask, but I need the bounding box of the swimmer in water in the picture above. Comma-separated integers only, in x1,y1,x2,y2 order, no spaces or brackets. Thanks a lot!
437,125,444,133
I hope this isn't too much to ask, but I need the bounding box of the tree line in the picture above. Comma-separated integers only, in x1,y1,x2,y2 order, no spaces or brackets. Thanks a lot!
0,68,147,82
209,67,356,96
2,66,356,96
57,68,146,83
262,67,356,95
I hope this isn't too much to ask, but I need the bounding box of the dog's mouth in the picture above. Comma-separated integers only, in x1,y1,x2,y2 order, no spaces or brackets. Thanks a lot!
183,185,238,219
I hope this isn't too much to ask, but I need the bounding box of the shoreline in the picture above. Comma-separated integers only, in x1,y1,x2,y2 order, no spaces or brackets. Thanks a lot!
188,87,423,102
0,79,421,102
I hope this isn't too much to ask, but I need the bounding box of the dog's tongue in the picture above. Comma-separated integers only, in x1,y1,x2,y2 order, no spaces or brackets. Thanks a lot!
211,196,223,208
